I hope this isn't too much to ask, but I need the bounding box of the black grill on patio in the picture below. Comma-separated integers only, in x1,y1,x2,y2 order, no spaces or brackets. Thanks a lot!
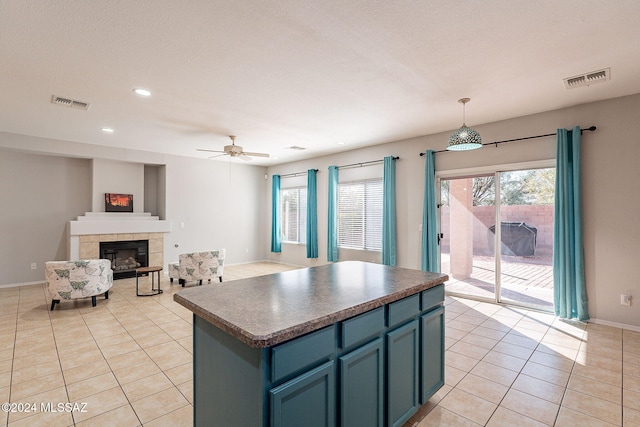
488,222,538,256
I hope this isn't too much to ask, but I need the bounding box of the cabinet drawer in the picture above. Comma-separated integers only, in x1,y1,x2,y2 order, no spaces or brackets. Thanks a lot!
421,284,444,312
271,325,336,383
341,307,384,350
387,294,420,329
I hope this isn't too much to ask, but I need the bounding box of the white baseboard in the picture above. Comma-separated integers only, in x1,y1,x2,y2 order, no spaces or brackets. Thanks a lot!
224,259,309,269
589,318,640,333
0,280,44,289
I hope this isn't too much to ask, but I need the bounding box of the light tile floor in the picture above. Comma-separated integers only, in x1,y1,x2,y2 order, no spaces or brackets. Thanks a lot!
0,262,638,426
408,297,640,427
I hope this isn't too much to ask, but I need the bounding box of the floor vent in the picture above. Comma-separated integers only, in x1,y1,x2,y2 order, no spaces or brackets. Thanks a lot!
563,68,610,90
51,95,91,110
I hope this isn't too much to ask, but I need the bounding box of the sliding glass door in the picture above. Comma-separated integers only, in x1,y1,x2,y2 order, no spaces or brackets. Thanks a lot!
440,175,496,300
497,169,554,310
439,167,555,310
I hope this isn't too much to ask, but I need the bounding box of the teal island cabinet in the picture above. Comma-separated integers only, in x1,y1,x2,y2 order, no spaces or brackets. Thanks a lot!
174,261,447,427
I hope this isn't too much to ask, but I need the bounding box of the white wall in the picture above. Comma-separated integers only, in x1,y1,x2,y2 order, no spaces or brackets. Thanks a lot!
144,165,160,217
266,94,640,328
92,158,144,212
0,149,92,285
1,93,638,327
163,157,267,266
0,132,267,285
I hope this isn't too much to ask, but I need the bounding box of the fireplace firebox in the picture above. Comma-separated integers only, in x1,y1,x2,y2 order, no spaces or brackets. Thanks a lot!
99,240,148,279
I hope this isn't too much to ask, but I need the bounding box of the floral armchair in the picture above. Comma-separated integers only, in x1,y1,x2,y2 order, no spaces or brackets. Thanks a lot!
169,249,225,287
45,259,113,310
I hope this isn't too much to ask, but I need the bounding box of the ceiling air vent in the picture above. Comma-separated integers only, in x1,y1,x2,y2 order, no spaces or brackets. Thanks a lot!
285,146,306,150
563,68,610,90
51,95,91,110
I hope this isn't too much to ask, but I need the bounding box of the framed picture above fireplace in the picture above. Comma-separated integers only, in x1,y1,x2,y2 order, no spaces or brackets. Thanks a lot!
105,193,134,212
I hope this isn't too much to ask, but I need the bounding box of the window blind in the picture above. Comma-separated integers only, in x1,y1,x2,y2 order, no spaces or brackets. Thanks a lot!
281,188,307,243
338,178,383,251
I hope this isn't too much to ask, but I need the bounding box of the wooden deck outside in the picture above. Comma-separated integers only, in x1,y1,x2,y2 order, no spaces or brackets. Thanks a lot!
441,254,554,310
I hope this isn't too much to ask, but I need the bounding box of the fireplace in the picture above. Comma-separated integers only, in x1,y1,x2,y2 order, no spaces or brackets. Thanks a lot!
100,240,148,279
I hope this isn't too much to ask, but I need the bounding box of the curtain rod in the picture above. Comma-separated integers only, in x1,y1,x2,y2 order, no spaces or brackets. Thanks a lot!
337,156,399,169
279,169,319,178
419,126,597,156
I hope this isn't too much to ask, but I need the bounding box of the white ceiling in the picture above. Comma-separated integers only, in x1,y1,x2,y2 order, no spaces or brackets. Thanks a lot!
2,0,640,166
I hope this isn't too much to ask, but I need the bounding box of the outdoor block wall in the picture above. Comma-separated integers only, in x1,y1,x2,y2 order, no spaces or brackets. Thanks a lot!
440,205,554,257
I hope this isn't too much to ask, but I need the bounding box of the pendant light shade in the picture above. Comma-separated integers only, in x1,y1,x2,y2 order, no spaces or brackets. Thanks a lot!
447,98,482,151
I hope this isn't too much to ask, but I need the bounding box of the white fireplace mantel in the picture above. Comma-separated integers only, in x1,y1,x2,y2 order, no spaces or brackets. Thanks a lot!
69,212,172,260
70,212,171,236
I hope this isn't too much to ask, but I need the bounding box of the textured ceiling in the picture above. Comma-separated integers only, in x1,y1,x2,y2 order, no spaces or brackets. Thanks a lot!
2,0,640,165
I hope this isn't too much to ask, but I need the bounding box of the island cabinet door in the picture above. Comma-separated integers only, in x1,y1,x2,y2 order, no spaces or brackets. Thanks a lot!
420,306,445,404
339,338,384,427
386,319,420,427
269,360,336,427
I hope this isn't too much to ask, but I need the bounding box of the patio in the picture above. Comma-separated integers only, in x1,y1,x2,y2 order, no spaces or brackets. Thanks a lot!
442,254,554,310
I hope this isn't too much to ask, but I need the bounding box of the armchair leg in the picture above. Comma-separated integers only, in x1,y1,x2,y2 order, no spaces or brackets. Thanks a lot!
105,290,109,299
91,296,97,307
219,277,223,283
179,279,185,287
50,299,59,311
198,280,203,286
170,278,174,283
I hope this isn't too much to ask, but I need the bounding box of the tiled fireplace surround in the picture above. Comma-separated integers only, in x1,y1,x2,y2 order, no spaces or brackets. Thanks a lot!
68,212,171,269
79,233,164,268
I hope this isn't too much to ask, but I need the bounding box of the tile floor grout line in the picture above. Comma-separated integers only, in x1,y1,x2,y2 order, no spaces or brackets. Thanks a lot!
3,289,19,427
444,299,573,426
444,297,632,427
77,287,143,427
105,282,192,426
45,284,79,427
3,265,637,427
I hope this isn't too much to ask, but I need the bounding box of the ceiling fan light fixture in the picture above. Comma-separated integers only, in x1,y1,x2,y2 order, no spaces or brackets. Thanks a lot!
196,135,269,160
447,98,482,151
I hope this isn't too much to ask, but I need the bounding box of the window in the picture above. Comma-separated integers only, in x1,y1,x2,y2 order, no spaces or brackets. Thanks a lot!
338,178,383,250
281,187,307,243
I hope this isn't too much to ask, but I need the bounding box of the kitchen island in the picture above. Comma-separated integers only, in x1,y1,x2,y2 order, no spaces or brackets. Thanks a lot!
174,261,448,427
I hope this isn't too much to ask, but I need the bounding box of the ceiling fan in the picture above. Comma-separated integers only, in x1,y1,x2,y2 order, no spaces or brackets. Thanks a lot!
197,135,269,161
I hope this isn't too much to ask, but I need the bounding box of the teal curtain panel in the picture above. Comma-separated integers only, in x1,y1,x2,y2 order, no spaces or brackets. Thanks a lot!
421,150,439,272
554,127,589,321
271,175,282,253
306,169,318,258
327,166,339,262
382,156,397,266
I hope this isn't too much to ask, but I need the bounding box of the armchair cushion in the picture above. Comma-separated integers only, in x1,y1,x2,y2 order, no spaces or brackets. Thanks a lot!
45,259,113,309
170,249,225,286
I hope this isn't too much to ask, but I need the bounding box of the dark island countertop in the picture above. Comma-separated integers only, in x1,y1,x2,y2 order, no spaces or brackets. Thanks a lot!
173,261,448,348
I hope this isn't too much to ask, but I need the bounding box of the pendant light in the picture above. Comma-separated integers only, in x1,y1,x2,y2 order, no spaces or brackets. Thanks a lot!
447,98,482,151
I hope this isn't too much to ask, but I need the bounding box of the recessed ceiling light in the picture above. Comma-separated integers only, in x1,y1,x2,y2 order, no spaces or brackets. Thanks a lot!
133,88,151,97
101,127,115,133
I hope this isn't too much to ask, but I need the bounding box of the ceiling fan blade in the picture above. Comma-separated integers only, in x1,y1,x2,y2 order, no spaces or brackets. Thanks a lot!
208,153,228,159
239,154,253,161
197,148,226,153
242,151,270,158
